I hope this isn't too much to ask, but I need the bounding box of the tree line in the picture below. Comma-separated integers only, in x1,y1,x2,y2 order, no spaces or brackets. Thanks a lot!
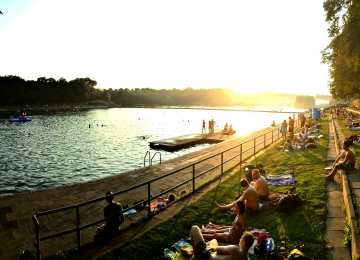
0,75,330,108
322,1,360,100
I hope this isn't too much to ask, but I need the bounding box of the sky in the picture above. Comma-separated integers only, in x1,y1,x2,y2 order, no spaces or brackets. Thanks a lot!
0,0,331,96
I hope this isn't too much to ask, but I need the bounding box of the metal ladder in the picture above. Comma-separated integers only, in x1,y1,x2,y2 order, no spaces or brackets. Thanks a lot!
144,151,162,166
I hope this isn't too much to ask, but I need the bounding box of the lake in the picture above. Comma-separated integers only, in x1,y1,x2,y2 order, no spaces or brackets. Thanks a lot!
0,107,303,197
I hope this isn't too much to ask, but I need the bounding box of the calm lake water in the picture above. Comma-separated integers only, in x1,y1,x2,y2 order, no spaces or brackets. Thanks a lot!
0,107,303,197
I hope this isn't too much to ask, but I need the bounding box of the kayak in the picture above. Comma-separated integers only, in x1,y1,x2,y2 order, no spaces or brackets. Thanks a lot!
9,117,32,123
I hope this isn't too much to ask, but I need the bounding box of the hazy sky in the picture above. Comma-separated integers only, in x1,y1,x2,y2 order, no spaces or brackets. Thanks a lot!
0,0,331,95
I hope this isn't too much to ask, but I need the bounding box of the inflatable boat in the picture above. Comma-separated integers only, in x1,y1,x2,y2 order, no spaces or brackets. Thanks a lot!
9,117,32,123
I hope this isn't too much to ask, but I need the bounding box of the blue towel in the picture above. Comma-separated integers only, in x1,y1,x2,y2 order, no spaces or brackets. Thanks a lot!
123,209,137,215
266,173,297,186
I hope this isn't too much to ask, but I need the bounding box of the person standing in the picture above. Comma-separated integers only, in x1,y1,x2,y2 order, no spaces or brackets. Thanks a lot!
211,119,216,133
288,116,295,142
208,120,212,134
202,120,206,134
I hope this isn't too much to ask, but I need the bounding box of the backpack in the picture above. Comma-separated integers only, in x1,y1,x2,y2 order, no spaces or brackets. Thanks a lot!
287,249,313,260
254,242,267,257
270,188,303,213
305,143,317,149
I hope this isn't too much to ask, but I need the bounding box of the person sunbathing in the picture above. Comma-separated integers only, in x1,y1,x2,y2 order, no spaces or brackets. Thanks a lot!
187,225,254,260
201,201,248,244
280,139,294,151
147,193,177,212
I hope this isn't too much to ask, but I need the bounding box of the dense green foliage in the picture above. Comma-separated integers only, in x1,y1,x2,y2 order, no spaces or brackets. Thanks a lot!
322,0,360,100
1,75,333,108
94,118,330,260
294,95,316,108
0,75,98,105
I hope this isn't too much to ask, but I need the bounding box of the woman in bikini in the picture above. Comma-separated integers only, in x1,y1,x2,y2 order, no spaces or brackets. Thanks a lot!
201,200,248,244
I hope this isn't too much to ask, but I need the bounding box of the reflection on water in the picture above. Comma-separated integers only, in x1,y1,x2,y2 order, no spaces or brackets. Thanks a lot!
0,107,302,196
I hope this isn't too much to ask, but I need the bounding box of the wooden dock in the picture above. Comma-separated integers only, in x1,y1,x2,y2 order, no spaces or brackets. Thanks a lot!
149,131,236,151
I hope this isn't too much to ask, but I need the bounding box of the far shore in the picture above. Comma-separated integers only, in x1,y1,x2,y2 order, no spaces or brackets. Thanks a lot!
0,105,306,118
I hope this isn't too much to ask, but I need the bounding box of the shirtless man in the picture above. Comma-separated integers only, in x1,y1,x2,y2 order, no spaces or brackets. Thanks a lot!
250,169,269,200
189,225,254,260
325,140,356,180
215,178,259,213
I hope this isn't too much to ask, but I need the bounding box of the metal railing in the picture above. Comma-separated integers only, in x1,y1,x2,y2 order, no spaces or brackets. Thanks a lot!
144,151,162,166
32,126,290,260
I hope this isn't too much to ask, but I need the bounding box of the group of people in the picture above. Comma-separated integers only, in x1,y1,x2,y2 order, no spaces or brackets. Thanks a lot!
186,169,269,259
95,169,270,259
202,119,216,134
223,123,234,133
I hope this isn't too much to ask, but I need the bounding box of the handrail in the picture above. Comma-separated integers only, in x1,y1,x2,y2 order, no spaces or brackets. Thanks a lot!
32,121,298,259
144,151,150,166
151,152,161,165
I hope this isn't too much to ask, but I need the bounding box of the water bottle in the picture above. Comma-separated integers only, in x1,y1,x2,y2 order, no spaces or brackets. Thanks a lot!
266,239,272,253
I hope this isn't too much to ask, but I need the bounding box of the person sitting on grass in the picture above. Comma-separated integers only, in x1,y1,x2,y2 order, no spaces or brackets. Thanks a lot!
324,140,356,181
250,169,269,200
201,201,248,244
187,225,254,260
280,139,294,152
215,178,259,213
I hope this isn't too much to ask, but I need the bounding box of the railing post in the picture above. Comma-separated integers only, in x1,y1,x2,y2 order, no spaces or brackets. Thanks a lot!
253,138,256,155
221,152,223,175
240,144,242,179
76,206,80,250
32,215,41,260
264,133,266,148
192,164,195,193
147,182,151,218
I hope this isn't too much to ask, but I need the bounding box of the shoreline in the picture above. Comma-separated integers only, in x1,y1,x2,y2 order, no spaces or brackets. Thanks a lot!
0,105,305,118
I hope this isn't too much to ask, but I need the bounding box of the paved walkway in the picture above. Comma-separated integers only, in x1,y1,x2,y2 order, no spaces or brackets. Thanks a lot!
324,114,360,260
0,126,280,260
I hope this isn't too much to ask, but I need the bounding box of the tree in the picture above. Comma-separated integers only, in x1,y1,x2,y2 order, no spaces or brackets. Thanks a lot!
294,95,315,108
322,1,360,100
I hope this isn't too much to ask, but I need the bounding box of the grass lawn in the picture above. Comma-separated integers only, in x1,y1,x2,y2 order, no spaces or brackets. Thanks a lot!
96,117,331,260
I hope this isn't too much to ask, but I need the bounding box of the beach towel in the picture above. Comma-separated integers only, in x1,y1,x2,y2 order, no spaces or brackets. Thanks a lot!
266,173,297,186
163,239,192,260
123,209,137,215
148,198,168,212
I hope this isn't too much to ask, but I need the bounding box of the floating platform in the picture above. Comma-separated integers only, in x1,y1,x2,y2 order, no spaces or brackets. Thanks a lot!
149,131,236,152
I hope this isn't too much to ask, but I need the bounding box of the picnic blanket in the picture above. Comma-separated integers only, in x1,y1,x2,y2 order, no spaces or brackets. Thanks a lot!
163,239,192,260
266,173,297,186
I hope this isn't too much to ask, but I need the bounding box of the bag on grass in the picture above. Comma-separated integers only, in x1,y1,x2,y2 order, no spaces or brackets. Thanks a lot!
305,143,317,149
269,187,303,213
287,249,313,260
